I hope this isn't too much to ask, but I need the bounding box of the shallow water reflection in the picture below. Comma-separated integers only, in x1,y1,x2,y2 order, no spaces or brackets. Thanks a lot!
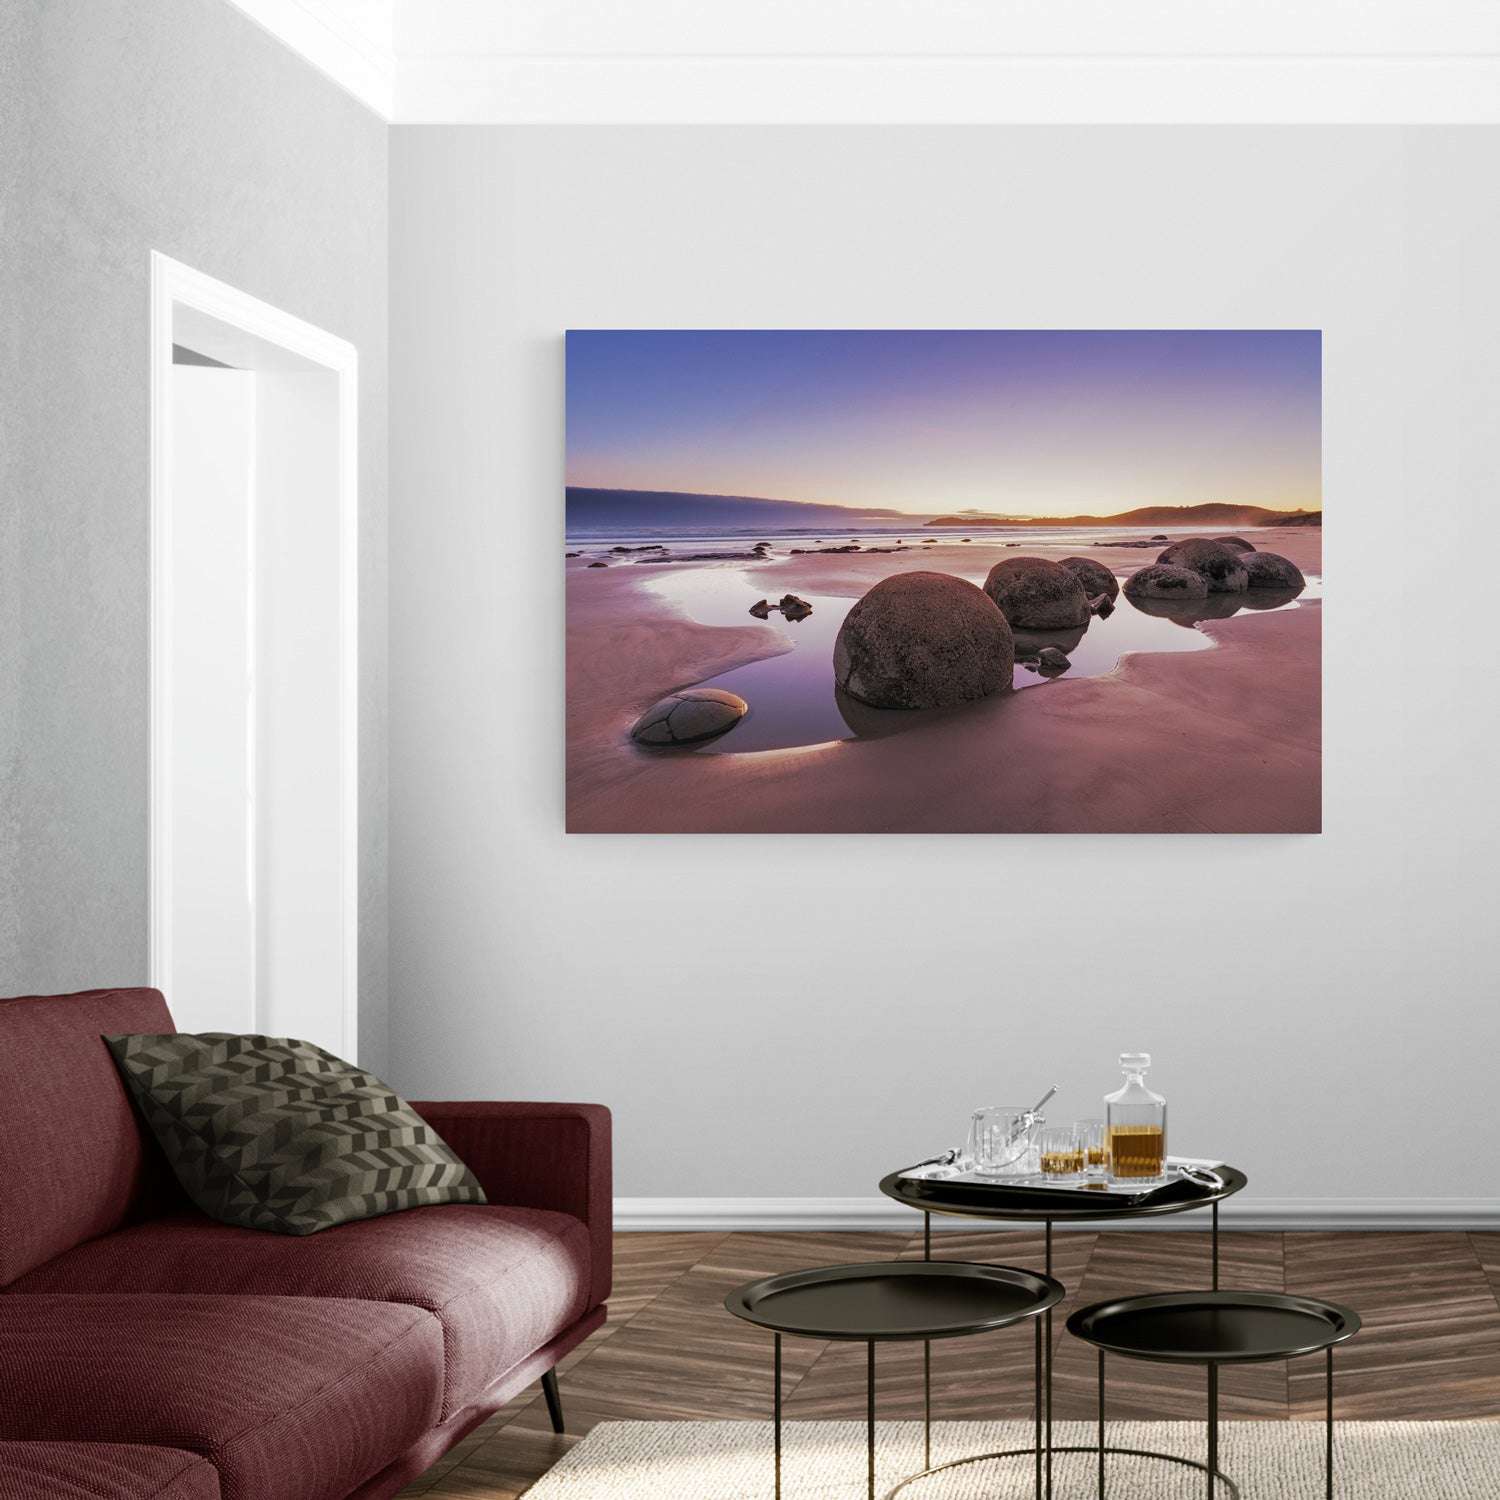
1128,584,1305,626
643,564,1318,754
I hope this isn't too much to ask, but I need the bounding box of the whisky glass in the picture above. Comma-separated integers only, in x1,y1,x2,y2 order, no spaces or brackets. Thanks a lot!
1039,1124,1084,1181
1077,1118,1108,1179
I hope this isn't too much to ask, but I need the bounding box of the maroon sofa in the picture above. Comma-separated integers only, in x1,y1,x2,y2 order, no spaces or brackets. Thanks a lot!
0,988,612,1500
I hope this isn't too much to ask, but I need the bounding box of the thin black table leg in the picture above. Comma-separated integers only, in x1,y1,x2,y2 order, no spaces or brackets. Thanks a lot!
923,1213,931,1471
1097,1349,1106,1499
1212,1200,1220,1291
867,1341,876,1500
1045,1219,1053,1500
1034,1317,1043,1500
923,1338,931,1470
1206,1363,1218,1500
1326,1346,1334,1499
773,1333,782,1500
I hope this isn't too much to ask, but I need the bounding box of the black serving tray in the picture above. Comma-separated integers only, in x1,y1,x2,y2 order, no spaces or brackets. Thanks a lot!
897,1167,1180,1207
881,1163,1247,1222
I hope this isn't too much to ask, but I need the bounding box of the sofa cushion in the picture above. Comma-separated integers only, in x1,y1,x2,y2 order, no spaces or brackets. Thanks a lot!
104,1032,486,1235
10,1204,592,1420
0,1442,220,1499
0,1295,442,1500
0,988,178,1285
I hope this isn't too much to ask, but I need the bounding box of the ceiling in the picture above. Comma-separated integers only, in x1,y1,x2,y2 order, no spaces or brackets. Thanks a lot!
226,0,1500,124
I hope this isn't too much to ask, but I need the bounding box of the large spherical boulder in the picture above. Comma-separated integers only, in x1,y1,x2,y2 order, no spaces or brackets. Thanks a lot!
1241,550,1305,589
1058,556,1119,601
631,688,747,747
1156,538,1249,593
1212,536,1256,554
1124,563,1209,601
984,557,1091,629
834,571,1013,709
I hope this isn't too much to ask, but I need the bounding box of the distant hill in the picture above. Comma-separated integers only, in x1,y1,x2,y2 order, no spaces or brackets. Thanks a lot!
1266,510,1322,527
566,486,917,533
924,503,1315,528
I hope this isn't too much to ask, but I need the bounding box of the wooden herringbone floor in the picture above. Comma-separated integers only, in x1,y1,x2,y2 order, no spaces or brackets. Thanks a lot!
400,1230,1500,1497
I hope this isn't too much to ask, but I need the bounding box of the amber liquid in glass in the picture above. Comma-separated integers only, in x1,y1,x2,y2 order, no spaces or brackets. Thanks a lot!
1085,1146,1108,1170
1041,1149,1085,1177
1109,1125,1166,1179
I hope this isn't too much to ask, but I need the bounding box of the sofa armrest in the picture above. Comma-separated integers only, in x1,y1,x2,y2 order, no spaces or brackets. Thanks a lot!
411,1100,612,1308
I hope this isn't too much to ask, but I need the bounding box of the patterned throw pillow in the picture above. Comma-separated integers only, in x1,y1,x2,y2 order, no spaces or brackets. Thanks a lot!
105,1032,486,1235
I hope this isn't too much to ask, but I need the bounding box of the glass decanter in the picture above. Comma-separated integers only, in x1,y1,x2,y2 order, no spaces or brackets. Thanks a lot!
1105,1052,1167,1182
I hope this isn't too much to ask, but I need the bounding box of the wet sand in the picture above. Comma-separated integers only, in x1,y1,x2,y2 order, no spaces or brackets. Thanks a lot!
566,529,1322,834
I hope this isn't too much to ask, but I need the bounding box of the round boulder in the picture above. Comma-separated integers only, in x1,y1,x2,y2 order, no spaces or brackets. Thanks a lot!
1242,550,1305,589
834,571,1013,709
630,688,748,747
984,557,1091,629
1156,538,1249,593
1058,556,1120,602
1124,563,1209,601
1213,536,1256,554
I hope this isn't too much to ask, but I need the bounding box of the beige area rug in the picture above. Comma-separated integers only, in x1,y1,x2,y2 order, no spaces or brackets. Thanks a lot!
524,1419,1500,1498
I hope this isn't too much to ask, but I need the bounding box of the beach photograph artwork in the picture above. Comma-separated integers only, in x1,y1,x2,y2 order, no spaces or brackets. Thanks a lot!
565,330,1321,834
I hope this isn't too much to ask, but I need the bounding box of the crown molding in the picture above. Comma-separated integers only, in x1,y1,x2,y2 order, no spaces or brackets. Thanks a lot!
390,0,1500,124
221,0,1500,125
393,55,1500,125
396,0,1500,62
223,0,395,119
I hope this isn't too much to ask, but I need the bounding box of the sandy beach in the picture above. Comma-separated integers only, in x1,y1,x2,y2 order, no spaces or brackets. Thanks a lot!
566,528,1322,834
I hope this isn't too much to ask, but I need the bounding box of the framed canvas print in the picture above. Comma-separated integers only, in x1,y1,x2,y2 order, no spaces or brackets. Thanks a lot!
565,330,1320,834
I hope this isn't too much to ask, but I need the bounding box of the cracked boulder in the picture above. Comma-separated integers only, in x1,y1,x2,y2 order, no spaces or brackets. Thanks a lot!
1242,550,1305,589
1059,556,1120,602
630,688,748,747
1124,563,1209,601
1212,536,1256,554
984,556,1091,629
1155,538,1249,593
834,571,1013,710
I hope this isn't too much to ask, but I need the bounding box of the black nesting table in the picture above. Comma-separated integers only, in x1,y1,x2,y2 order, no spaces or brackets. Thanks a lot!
1069,1290,1361,1498
878,1165,1248,1498
725,1260,1062,1499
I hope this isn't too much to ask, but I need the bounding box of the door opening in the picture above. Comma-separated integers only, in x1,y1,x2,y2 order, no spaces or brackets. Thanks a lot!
149,253,358,1058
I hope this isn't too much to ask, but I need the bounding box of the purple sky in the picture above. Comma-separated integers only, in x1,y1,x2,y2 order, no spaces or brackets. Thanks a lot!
565,330,1321,518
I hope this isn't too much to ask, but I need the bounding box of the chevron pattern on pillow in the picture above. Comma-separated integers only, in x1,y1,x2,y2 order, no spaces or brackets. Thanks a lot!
104,1032,486,1235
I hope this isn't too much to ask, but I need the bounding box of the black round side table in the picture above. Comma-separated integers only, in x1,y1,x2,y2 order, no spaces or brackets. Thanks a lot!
725,1260,1062,1500
1067,1290,1362,1499
879,1164,1247,1498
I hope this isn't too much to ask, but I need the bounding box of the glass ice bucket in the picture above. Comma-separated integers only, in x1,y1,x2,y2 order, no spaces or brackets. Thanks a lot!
964,1106,1042,1178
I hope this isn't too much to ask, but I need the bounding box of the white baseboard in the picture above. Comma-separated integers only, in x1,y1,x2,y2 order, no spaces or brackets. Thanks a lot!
615,1197,1500,1233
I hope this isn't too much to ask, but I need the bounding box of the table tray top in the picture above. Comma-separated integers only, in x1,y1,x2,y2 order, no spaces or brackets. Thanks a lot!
880,1164,1247,1222
1067,1290,1361,1364
725,1260,1063,1342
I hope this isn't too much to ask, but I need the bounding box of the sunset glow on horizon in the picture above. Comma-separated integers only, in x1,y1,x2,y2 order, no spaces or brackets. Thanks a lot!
565,329,1321,519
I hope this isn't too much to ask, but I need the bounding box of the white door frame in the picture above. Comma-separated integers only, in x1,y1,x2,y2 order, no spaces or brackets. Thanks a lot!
148,251,359,1053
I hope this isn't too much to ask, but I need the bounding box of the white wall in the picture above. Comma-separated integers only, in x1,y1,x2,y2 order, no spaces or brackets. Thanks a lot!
0,0,389,1073
389,126,1500,1225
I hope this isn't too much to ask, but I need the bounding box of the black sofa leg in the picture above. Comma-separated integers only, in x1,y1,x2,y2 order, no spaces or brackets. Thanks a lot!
541,1367,565,1433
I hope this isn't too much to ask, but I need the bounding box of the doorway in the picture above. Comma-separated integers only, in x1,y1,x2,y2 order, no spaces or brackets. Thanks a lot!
149,253,358,1058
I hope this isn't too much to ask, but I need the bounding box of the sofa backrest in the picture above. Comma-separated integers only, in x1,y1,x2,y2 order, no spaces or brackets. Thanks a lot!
0,987,177,1285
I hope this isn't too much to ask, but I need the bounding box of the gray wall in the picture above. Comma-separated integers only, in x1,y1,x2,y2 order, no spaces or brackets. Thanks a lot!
0,1,390,1071
389,126,1499,1211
